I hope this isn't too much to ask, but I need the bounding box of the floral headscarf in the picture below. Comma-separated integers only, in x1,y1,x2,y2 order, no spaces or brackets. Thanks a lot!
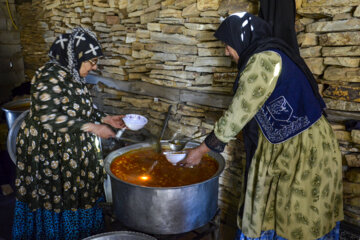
48,27,103,83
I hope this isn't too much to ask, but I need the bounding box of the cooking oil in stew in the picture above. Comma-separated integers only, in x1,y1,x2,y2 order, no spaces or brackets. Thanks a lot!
110,147,218,187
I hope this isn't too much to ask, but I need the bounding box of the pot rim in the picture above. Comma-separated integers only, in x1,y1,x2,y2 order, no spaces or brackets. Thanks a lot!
82,231,157,240
104,141,225,190
1,97,30,112
7,110,30,165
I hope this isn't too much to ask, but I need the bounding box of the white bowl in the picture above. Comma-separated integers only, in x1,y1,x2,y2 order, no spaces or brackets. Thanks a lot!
123,114,148,131
163,151,187,165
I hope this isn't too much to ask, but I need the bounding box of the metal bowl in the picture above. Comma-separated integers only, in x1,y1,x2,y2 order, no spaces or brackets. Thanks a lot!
168,139,188,151
1,98,30,129
82,231,156,240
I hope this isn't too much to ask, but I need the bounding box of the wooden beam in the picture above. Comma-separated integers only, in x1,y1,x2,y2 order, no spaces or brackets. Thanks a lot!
86,74,233,108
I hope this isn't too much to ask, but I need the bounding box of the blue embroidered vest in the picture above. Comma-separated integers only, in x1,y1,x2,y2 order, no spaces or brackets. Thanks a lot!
254,50,325,144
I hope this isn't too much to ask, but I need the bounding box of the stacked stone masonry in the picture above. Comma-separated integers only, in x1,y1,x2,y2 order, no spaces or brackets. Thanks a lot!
15,0,360,235
296,0,360,227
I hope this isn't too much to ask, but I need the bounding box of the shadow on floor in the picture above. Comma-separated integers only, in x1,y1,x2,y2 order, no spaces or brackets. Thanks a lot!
0,150,15,240
0,191,15,240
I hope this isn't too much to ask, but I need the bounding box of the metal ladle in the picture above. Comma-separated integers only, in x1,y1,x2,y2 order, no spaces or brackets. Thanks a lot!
153,105,172,153
168,134,207,151
114,128,142,144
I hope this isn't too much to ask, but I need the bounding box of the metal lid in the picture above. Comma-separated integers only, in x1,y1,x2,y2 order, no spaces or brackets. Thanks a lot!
82,231,157,240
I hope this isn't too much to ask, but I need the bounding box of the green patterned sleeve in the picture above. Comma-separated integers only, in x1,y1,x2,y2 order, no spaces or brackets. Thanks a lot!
213,51,282,143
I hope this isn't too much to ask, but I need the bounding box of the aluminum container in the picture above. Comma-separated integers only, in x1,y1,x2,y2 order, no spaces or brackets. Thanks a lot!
82,231,156,240
104,141,225,235
2,98,30,129
7,110,29,165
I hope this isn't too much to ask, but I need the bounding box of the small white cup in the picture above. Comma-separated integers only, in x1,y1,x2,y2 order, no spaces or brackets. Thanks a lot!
163,151,187,165
123,114,148,131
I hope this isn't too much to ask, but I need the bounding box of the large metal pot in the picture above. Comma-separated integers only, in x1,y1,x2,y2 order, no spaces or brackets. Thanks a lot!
104,141,225,235
2,98,30,129
7,110,29,165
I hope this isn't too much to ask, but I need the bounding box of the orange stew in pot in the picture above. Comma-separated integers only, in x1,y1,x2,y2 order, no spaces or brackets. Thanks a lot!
110,147,219,187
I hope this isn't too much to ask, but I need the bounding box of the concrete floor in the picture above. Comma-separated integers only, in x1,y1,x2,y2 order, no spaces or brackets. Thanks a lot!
0,190,15,240
0,150,16,240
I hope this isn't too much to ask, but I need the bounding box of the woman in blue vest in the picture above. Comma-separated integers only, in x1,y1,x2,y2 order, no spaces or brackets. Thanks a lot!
182,12,343,240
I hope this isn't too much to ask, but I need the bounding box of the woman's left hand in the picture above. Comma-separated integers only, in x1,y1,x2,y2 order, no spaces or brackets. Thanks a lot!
103,115,126,129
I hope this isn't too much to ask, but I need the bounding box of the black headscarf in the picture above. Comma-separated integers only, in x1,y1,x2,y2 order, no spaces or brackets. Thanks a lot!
259,0,300,55
214,12,324,104
48,27,103,83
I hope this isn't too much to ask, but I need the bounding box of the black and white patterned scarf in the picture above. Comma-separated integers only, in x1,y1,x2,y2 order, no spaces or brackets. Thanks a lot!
48,27,103,83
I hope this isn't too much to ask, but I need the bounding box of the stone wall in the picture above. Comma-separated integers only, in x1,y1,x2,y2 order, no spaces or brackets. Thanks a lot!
295,0,360,227
0,0,24,104
16,0,47,83
16,0,360,237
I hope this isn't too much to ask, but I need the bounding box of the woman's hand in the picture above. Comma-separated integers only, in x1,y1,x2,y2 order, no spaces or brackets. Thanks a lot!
179,142,210,167
81,123,116,139
102,115,126,129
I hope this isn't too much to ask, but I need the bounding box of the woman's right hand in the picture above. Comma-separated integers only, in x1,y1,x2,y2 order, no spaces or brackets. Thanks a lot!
81,123,116,139
102,115,126,129
179,142,210,167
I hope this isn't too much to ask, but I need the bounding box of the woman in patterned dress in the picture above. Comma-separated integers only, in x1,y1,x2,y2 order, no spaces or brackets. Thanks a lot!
182,13,343,240
12,27,125,239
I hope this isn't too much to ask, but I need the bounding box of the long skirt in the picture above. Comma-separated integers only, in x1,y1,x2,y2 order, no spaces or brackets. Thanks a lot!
235,222,340,240
12,197,105,240
238,116,343,239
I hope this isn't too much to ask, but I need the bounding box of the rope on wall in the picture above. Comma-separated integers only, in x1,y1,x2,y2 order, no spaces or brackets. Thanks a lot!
6,0,18,30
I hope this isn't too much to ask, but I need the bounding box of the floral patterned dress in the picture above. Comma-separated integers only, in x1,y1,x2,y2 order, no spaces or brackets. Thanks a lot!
212,51,343,240
12,63,107,239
